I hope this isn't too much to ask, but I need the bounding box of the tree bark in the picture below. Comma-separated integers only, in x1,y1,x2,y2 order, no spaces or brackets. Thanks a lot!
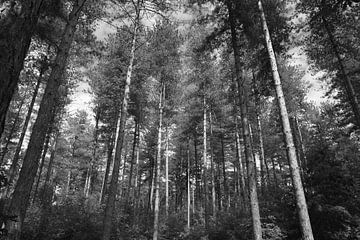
9,68,44,186
258,1,314,239
0,0,43,139
0,98,25,166
102,4,139,239
6,1,86,238
153,84,164,240
227,2,262,239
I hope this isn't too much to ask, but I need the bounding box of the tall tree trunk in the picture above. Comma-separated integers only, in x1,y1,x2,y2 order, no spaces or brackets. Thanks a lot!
0,0,43,139
0,98,25,166
202,97,209,231
165,127,169,217
209,112,217,217
153,84,164,240
10,68,44,186
258,1,314,239
227,2,262,239
187,137,191,232
102,5,139,239
6,2,86,238
100,131,115,204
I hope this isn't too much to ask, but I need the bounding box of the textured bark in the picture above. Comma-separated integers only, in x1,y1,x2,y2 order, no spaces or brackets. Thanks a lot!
227,2,262,239
0,98,25,166
0,0,43,139
153,85,164,240
220,131,229,209
102,6,139,239
9,69,43,187
6,2,86,238
258,1,314,239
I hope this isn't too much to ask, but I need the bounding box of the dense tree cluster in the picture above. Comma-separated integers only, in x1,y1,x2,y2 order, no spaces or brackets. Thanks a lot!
0,0,359,240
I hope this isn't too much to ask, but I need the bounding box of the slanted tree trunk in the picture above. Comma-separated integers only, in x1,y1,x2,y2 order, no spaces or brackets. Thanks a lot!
9,66,44,186
258,1,314,239
0,98,25,166
0,0,43,139
6,2,87,238
102,4,139,239
227,2,262,239
153,84,164,240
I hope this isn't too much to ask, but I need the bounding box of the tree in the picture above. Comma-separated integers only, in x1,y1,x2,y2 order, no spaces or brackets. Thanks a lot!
258,1,314,239
6,1,89,238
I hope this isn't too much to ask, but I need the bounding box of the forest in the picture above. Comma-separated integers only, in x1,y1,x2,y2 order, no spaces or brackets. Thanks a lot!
0,0,360,239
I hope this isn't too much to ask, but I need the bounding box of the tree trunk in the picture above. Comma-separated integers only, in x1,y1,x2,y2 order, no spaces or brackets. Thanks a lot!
153,84,164,240
9,69,43,186
0,0,43,139
258,1,314,239
127,119,138,202
220,131,229,210
0,98,25,166
100,131,115,204
227,2,262,239
36,129,59,240
193,131,200,211
85,109,100,198
6,2,86,238
209,112,217,217
102,5,139,239
32,126,52,203
187,137,191,232
202,97,209,231
165,127,169,217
